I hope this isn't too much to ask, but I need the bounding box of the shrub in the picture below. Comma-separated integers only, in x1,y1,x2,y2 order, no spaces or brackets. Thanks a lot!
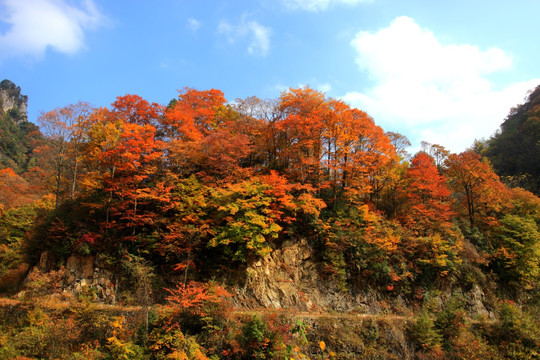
408,311,442,352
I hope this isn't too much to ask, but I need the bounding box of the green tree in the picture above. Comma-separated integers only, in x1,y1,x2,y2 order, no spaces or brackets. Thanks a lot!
491,214,540,289
483,84,540,195
0,80,41,173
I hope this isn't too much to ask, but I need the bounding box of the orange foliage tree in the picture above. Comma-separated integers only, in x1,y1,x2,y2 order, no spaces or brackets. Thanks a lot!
400,152,454,236
445,151,509,228
163,88,253,182
275,87,397,207
277,87,328,186
81,96,165,241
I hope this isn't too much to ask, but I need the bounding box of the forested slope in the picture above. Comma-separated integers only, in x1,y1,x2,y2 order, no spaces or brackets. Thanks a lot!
0,83,539,359
479,84,540,195
0,80,42,174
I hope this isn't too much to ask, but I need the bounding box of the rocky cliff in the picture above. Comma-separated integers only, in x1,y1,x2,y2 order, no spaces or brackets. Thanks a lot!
0,79,28,118
0,80,40,172
229,239,492,318
27,239,493,320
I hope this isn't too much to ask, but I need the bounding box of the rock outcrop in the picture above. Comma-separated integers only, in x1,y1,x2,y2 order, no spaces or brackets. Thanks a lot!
231,239,388,312
230,239,493,318
28,240,492,316
0,79,28,117
63,254,117,304
33,251,118,304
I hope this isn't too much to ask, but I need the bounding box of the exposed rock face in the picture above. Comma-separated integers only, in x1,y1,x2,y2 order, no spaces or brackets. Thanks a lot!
0,79,28,117
232,239,319,310
32,241,492,316
468,284,492,318
230,239,493,317
65,255,95,283
231,239,384,312
34,251,117,304
37,250,56,273
63,254,117,304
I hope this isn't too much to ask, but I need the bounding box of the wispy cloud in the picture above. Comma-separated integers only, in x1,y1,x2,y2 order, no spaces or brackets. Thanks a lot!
187,18,201,32
282,0,372,12
316,83,332,94
273,82,332,96
218,15,271,57
342,16,539,152
0,0,106,59
296,82,333,94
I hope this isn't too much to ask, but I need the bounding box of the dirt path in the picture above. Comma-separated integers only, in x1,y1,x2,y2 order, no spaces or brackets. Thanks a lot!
0,297,411,321
0,297,492,324
233,308,411,321
0,297,142,312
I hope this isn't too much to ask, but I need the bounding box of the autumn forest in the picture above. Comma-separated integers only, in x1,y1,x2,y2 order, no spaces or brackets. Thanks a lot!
0,80,539,359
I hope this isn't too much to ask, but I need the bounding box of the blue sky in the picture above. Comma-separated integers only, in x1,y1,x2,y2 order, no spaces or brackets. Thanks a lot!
1,0,539,152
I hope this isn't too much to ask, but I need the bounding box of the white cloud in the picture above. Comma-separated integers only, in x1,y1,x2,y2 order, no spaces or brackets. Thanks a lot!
271,83,290,94
297,82,333,94
187,18,201,32
218,15,271,57
342,16,540,152
273,82,332,96
283,0,372,12
0,0,105,59
316,83,332,93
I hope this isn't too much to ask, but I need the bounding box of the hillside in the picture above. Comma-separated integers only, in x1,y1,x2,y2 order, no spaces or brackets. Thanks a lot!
0,82,539,359
480,84,540,195
0,79,42,174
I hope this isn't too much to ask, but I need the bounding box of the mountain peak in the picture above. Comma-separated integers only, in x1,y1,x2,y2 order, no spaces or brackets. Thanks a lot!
0,79,28,119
